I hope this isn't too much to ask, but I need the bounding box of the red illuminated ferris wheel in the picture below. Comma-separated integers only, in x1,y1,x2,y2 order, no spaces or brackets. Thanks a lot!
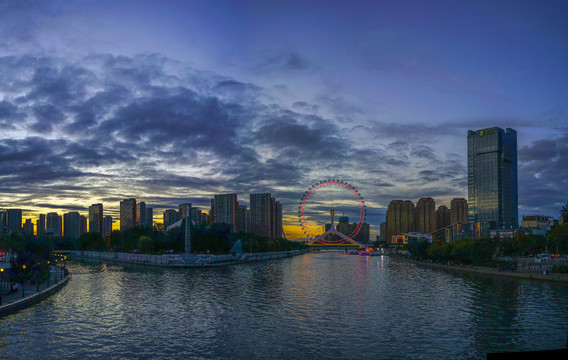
298,179,366,246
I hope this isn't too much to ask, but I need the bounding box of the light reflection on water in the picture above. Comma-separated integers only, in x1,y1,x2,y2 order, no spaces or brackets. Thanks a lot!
1,253,567,359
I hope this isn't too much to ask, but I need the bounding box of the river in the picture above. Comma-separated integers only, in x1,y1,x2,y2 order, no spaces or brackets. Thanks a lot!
1,252,567,359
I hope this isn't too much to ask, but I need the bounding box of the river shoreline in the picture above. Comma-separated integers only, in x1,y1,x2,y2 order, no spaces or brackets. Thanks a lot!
70,249,308,268
394,255,568,282
0,274,70,318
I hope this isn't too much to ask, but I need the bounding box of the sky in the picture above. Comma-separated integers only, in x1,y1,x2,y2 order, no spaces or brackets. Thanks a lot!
0,0,567,239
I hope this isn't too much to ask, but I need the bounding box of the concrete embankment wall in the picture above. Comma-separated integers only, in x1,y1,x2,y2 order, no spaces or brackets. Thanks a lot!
395,256,568,282
72,249,308,267
0,275,70,318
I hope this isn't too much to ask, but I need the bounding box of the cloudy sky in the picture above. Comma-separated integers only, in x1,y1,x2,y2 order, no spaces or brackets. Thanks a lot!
0,0,566,239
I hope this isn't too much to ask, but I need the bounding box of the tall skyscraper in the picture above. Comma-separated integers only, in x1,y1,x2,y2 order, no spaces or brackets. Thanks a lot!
145,208,153,227
436,205,451,230
272,200,283,239
163,209,180,229
209,199,215,225
46,212,62,236
450,198,468,224
468,127,518,227
190,207,201,223
250,193,272,237
120,198,137,231
89,203,104,234
103,215,113,235
0,211,6,231
385,200,415,242
136,202,147,227
64,212,81,239
213,194,238,231
416,197,436,234
23,219,34,236
80,215,88,236
37,214,46,236
237,204,247,232
7,209,22,233
179,203,191,219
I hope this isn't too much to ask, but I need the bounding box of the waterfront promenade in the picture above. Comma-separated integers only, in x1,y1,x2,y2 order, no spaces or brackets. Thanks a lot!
0,266,70,318
72,249,308,267
393,254,568,282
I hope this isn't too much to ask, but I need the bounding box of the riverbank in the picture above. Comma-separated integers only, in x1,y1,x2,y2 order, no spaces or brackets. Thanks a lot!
71,249,308,267
0,268,70,318
394,255,568,282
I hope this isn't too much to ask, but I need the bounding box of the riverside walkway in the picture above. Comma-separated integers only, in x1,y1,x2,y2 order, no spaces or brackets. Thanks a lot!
0,266,70,318
73,249,308,267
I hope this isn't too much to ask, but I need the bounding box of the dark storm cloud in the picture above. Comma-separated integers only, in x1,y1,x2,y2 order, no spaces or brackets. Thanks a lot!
1,51,563,229
254,50,312,72
518,130,568,214
64,84,132,134
0,100,21,129
30,103,64,133
252,113,347,162
96,53,169,87
98,88,241,157
27,65,95,106
1,53,353,211
410,145,436,160
0,137,85,185
32,203,87,212
292,101,319,112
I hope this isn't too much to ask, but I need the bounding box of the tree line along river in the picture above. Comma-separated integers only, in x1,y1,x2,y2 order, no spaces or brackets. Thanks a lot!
1,252,567,359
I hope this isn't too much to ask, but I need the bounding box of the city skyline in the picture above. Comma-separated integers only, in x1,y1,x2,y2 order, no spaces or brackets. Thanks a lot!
0,1,567,240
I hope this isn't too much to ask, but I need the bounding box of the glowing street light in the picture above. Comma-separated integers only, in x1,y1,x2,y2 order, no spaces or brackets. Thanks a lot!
0,268,4,305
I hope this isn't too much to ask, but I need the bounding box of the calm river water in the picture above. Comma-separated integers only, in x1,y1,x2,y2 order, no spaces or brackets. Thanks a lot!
1,253,567,359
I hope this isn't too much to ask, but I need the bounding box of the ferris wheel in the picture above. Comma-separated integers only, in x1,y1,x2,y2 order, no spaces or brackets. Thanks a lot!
298,179,366,245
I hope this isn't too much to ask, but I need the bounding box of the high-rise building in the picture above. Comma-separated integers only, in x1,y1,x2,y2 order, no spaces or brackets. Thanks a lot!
436,205,451,230
385,200,415,242
64,212,81,239
214,194,238,231
450,198,468,224
104,215,113,235
46,212,62,236
120,198,137,231
200,212,209,225
190,207,202,223
136,202,147,227
250,193,272,237
23,219,34,236
380,222,387,243
80,215,88,236
145,208,153,227
468,127,518,228
7,209,22,233
272,200,283,239
179,203,192,220
163,209,180,229
209,199,215,225
37,214,46,236
0,211,6,231
416,197,436,234
354,222,370,243
89,203,104,234
237,204,247,232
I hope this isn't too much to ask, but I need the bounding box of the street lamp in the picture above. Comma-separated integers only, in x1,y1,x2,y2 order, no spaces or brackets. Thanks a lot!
0,268,4,305
22,264,26,298
47,261,50,287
